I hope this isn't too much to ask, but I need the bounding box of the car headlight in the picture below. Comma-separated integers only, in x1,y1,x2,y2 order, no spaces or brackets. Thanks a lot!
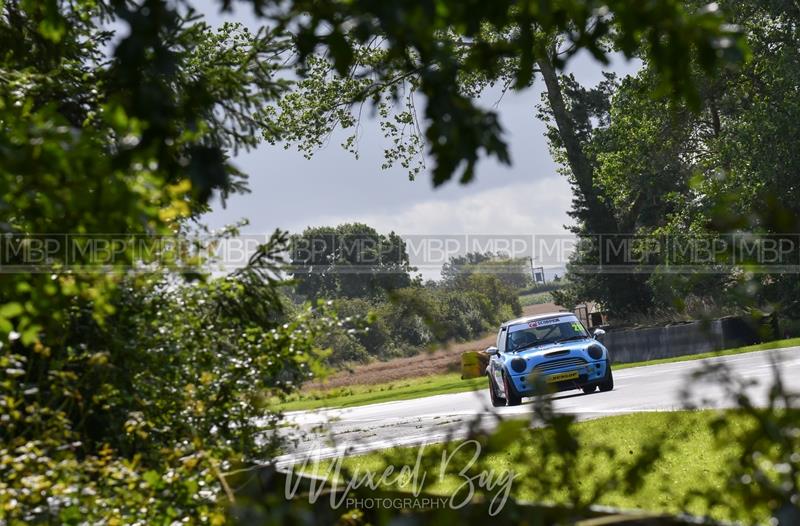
510,357,527,373
587,344,604,360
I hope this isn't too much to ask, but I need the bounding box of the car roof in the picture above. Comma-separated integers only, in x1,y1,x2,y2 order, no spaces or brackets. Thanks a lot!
500,311,574,329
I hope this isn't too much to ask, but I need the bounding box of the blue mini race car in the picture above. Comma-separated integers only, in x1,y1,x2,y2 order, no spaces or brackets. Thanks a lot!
486,312,613,407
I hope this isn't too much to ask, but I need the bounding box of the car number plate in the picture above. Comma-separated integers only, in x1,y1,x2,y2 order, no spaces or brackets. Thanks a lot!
546,370,579,383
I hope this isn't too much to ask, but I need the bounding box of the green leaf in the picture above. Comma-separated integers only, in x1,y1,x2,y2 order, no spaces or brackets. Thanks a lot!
38,17,66,43
0,302,24,318
142,470,162,488
59,506,84,525
184,479,199,495
21,323,42,346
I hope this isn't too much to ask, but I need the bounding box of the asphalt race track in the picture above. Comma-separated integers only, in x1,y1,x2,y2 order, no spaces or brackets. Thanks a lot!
274,348,800,467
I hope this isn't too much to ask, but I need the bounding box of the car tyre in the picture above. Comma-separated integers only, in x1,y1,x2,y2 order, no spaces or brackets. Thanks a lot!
582,384,597,394
503,372,522,406
599,365,614,392
488,374,506,407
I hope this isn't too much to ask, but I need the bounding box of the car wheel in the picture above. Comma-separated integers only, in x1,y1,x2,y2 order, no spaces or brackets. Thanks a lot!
599,365,614,392
488,374,506,407
503,373,522,406
582,384,597,394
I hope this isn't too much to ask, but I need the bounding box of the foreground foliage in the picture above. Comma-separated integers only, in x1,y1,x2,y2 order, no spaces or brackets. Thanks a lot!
301,404,800,523
0,0,793,524
301,411,739,519
0,0,321,522
265,0,745,186
0,232,340,522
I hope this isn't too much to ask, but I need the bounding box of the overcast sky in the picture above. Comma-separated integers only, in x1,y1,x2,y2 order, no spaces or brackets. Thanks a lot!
196,1,639,278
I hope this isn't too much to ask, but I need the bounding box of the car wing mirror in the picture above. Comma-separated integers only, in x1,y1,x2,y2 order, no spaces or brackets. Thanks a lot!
485,346,499,355
592,328,606,340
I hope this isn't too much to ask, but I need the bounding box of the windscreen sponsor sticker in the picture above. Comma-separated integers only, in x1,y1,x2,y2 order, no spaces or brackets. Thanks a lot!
508,315,579,333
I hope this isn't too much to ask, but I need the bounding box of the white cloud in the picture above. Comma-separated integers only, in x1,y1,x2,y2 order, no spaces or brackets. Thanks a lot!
302,175,573,235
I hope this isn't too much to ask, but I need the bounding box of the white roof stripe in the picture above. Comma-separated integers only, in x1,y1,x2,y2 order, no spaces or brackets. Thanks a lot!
501,311,573,328
508,314,579,333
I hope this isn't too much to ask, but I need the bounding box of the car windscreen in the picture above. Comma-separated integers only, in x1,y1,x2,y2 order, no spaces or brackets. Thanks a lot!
506,316,589,352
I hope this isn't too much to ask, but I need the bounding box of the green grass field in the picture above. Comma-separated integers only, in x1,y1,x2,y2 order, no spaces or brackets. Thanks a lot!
296,410,777,523
275,337,800,412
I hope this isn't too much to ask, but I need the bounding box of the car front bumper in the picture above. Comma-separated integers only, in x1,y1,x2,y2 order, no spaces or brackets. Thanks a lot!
509,359,609,395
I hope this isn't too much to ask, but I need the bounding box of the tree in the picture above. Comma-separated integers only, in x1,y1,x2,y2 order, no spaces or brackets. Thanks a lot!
289,223,414,300
0,1,322,522
441,252,531,291
440,252,496,283
549,0,800,317
261,0,745,187
0,1,290,341
536,66,658,314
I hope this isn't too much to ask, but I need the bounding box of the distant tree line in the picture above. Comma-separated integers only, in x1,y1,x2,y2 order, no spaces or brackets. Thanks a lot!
289,224,524,365
441,251,533,291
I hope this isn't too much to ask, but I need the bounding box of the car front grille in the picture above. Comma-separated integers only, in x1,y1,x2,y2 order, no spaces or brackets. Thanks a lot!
533,357,587,374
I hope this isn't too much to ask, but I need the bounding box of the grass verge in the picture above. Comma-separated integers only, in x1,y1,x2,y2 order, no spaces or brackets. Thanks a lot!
296,410,773,522
518,291,553,306
276,372,485,412
276,337,800,412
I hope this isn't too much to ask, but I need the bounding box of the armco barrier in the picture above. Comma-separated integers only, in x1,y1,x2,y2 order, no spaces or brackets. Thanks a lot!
602,317,766,364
